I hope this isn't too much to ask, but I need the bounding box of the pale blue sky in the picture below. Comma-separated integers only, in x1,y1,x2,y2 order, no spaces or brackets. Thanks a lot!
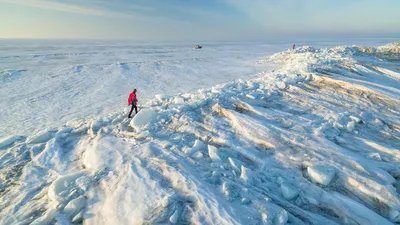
1,0,399,41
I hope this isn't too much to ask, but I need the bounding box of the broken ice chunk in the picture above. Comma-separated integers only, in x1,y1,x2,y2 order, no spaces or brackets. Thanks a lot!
307,165,336,186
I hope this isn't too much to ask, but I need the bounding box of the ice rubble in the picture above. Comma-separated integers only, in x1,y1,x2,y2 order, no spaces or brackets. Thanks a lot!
208,145,222,161
184,139,206,156
1,43,400,225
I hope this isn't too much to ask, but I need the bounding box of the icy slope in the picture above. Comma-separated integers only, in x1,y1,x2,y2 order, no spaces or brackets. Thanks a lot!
1,43,400,225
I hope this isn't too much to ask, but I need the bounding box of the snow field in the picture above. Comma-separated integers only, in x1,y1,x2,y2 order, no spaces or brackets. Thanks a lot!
0,41,279,137
0,43,399,224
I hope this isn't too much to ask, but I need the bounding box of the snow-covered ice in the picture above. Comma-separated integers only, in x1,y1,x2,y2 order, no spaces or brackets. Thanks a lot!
280,183,299,200
0,40,279,137
129,108,158,132
1,40,400,224
307,165,336,186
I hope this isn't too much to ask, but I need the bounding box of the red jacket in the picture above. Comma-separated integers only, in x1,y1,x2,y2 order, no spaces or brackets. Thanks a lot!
128,92,137,105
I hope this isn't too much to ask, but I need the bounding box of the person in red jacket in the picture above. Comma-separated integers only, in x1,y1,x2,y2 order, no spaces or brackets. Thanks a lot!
128,88,138,118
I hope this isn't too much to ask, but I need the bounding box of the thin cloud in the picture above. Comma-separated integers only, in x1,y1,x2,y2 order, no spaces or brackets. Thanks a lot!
0,0,130,17
1,0,235,26
2,0,163,20
0,0,197,27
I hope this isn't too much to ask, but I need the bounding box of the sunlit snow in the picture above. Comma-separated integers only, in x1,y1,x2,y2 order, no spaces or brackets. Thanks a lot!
0,40,399,225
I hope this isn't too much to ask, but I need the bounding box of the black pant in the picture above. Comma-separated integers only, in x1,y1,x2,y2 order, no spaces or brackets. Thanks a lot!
128,103,138,118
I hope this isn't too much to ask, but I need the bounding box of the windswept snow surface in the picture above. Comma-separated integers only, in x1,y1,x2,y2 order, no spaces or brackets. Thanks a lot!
1,41,400,225
0,40,279,137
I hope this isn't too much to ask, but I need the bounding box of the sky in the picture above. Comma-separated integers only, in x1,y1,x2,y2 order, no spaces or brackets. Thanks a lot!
0,0,399,41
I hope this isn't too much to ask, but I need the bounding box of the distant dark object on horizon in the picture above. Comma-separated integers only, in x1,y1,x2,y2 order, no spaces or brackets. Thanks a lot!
194,45,202,49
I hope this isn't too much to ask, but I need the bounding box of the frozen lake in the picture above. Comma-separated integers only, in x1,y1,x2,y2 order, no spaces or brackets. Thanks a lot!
1,39,397,136
0,41,281,136
0,39,399,225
